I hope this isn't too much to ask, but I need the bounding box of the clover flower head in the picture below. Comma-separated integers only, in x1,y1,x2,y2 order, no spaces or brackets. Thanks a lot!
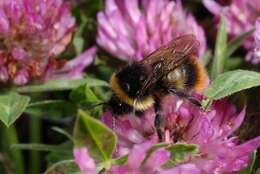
246,18,260,64
0,0,96,85
74,140,202,174
102,96,260,173
203,0,260,64
97,0,206,62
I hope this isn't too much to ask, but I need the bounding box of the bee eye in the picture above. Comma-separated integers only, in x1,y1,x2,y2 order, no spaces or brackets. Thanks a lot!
124,83,130,92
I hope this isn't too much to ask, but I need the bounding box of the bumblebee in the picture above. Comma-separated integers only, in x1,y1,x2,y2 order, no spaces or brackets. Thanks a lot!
108,35,209,140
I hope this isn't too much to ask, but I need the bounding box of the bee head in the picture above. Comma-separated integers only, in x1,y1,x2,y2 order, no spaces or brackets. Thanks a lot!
116,63,148,98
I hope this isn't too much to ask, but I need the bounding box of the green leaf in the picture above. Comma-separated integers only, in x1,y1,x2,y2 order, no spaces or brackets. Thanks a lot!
0,93,30,127
211,16,227,79
17,78,109,93
43,160,80,174
92,85,112,101
201,99,212,111
70,85,104,117
73,19,86,56
97,160,114,172
25,100,76,119
205,70,260,100
73,37,84,56
70,85,86,103
162,144,198,168
146,143,169,158
227,28,255,57
51,127,73,141
202,50,212,66
143,143,198,169
83,86,103,117
225,57,243,70
85,85,101,103
46,151,73,165
45,142,73,164
73,110,117,162
70,85,102,104
83,0,103,17
113,155,128,165
11,143,70,153
142,143,170,165
95,62,114,81
236,151,257,174
27,100,67,108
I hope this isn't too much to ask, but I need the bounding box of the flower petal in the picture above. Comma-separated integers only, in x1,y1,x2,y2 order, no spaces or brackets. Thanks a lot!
73,147,97,174
13,69,29,85
202,0,223,15
161,163,202,174
127,141,152,170
144,148,170,171
50,46,97,80
0,67,8,82
233,136,260,156
0,9,9,33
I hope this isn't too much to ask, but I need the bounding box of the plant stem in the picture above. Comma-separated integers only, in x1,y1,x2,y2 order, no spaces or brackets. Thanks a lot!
30,116,41,174
2,125,25,174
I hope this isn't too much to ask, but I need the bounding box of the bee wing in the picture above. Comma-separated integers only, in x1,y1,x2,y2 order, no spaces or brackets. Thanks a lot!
138,34,200,97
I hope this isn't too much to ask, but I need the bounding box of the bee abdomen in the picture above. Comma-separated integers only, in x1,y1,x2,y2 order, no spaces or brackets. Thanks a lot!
186,56,209,92
163,56,208,92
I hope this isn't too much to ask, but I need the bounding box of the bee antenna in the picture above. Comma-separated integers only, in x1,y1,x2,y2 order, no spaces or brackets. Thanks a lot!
96,102,108,106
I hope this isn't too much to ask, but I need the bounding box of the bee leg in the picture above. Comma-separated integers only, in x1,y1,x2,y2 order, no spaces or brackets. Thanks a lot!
155,114,163,141
112,114,116,131
154,97,163,141
168,89,201,107
111,115,118,154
